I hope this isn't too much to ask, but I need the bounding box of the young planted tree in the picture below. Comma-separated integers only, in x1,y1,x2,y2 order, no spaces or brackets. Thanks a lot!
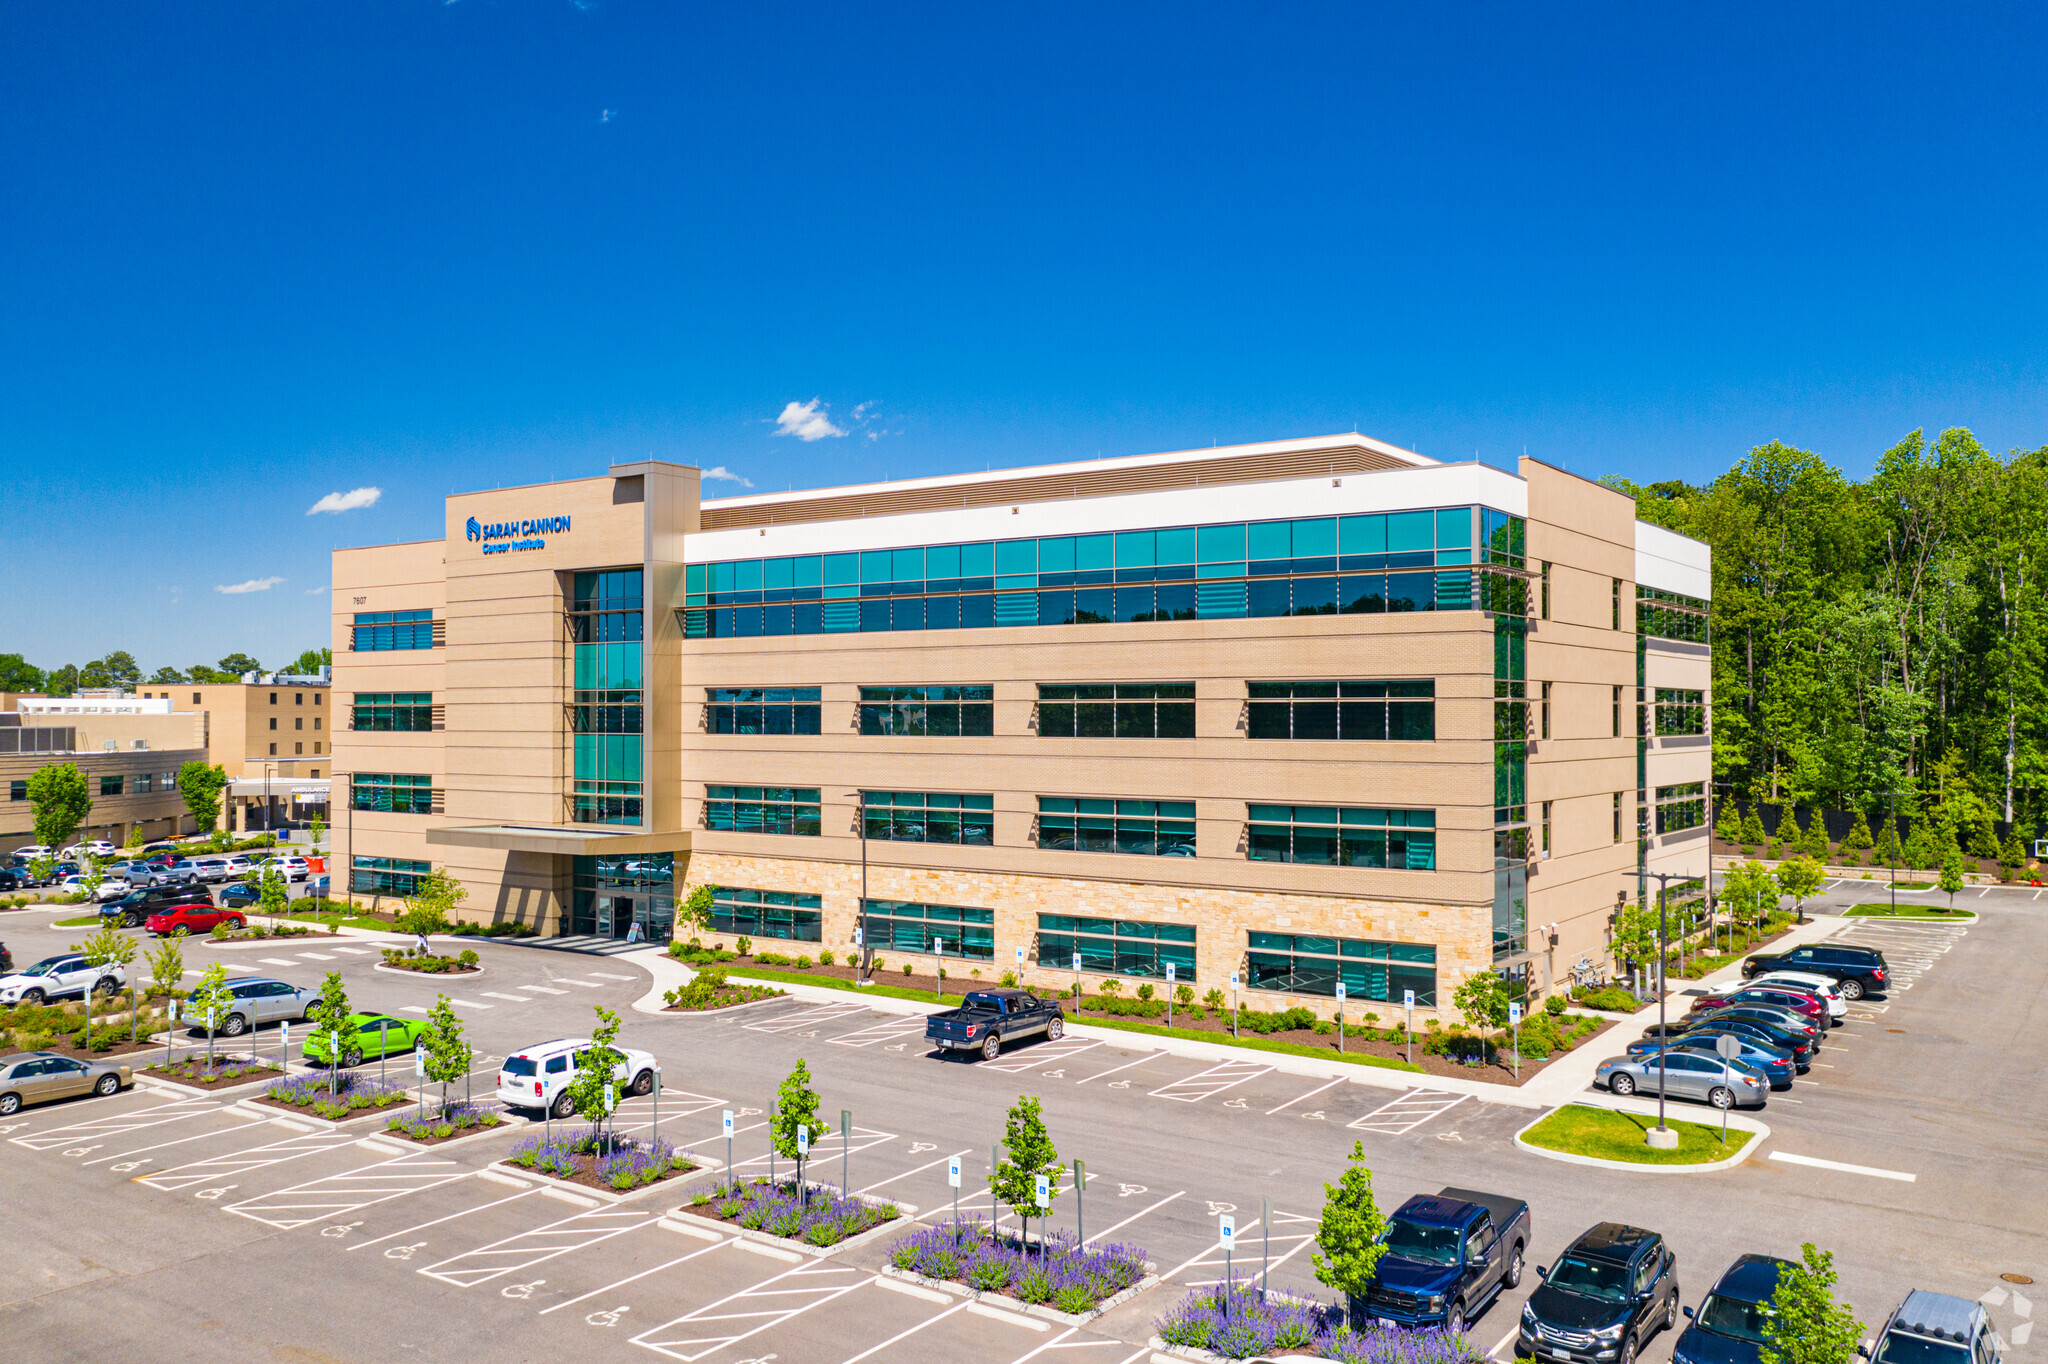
1938,846,1967,911
1606,903,1659,986
399,867,466,953
1802,809,1833,861
75,918,138,1048
147,932,184,1035
1872,814,1902,870
1739,804,1768,850
307,971,354,1066
1774,855,1826,925
257,864,289,920
771,1057,829,1191
1312,1141,1390,1322
1452,967,1514,1051
1999,828,2028,881
421,995,473,1117
991,1094,1064,1248
675,884,715,935
1714,799,1743,845
26,762,92,856
567,1004,626,1136
1900,816,1940,873
1966,812,1999,860
1838,809,1874,863
1760,1243,1863,1364
309,816,326,854
1721,860,1778,937
187,963,236,1067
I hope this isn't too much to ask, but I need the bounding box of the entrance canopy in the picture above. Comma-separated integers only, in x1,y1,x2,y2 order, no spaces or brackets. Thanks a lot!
425,825,692,857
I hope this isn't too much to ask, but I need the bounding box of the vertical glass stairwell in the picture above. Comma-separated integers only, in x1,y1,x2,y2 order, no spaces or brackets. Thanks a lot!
569,568,644,825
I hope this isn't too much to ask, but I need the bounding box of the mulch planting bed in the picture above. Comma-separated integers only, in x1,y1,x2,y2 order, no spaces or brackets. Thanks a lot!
381,1106,510,1145
144,1055,285,1089
9,1032,172,1063
503,1130,698,1194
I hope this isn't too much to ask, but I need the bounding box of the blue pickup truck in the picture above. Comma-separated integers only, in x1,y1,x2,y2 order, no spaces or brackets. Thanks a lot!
924,989,1066,1060
1352,1186,1531,1335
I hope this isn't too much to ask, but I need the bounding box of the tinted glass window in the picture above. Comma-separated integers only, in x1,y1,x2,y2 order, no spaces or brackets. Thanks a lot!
1548,1255,1628,1300
546,1056,569,1073
1873,1334,1971,1364
503,1057,537,1077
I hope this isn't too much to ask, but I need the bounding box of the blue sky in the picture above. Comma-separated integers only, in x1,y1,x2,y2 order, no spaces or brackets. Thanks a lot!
3,3,2044,672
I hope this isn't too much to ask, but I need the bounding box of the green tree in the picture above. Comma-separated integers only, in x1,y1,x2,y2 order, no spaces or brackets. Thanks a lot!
1872,813,1902,868
176,761,229,834
1802,808,1833,860
309,816,326,854
147,665,188,684
0,653,47,693
770,1057,829,1188
288,648,332,675
1966,811,2000,859
122,823,146,854
1938,845,1967,910
398,867,466,947
566,1005,626,1129
1453,968,1513,1037
1838,809,1874,859
675,884,715,934
1607,902,1659,980
1311,1141,1390,1307
216,652,264,676
421,995,473,1116
307,971,354,1063
1760,1243,1863,1364
991,1094,1064,1245
187,963,236,1064
1722,859,1779,931
75,917,138,1047
25,762,92,852
1739,804,1767,849
147,933,185,1018
1775,855,1826,923
46,663,79,696
78,651,141,689
1901,815,1940,871
1714,798,1743,844
257,864,289,918
1999,827,2028,881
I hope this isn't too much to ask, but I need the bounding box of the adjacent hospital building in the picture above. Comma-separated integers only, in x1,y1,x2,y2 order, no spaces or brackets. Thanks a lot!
330,434,1710,1015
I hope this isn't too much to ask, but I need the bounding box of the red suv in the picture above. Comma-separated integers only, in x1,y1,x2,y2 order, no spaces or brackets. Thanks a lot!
143,903,246,937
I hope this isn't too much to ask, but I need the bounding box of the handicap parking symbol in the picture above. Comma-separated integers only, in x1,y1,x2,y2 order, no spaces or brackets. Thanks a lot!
587,1305,630,1328
502,1280,546,1300
384,1243,427,1261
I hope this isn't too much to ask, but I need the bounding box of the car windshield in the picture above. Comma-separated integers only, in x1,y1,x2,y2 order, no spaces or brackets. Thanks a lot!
1873,1333,1971,1364
1696,1294,1770,1342
503,1058,538,1077
21,958,64,977
1548,1255,1629,1300
1381,1220,1461,1265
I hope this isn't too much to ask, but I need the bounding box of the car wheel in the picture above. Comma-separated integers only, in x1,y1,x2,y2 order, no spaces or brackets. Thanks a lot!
1837,977,1864,1000
1504,1242,1525,1289
94,1073,119,1097
630,1069,655,1097
1046,1015,1065,1041
550,1090,575,1119
0,1093,19,1115
1611,1073,1636,1096
1445,1299,1466,1335
1620,1333,1638,1364
94,977,119,997
981,1032,1001,1061
20,988,43,1004
222,1012,248,1037
1708,1085,1735,1110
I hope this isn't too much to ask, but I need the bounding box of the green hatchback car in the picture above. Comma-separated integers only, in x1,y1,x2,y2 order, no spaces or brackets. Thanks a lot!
302,1012,429,1067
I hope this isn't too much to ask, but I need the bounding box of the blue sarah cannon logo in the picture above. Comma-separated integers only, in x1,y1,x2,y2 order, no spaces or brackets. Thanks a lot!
465,516,481,541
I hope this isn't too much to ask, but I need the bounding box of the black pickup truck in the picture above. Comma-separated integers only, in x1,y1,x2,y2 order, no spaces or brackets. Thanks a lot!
925,989,1066,1060
1353,1186,1531,1335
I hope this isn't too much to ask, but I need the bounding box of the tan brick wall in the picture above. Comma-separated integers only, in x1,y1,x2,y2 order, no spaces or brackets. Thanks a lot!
678,850,1485,1021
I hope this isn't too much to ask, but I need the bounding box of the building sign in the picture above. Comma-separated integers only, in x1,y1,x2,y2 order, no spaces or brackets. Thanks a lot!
466,514,571,555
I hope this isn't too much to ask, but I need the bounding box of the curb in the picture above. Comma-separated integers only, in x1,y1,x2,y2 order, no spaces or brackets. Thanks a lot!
369,1114,530,1153
879,1264,1164,1326
491,1156,719,1206
137,1062,294,1097
372,961,485,979
662,1202,910,1259
1511,1099,1767,1174
230,1095,418,1130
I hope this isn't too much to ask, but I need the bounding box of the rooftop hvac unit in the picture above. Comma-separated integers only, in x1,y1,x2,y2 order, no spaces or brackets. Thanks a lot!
132,739,149,750
103,740,116,751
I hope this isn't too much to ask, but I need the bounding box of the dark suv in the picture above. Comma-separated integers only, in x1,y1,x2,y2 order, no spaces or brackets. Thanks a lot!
1521,1223,1679,1364
1743,943,1888,1000
101,885,214,928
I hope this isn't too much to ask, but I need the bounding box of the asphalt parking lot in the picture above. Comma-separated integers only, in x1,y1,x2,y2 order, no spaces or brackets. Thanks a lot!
1,887,2042,1363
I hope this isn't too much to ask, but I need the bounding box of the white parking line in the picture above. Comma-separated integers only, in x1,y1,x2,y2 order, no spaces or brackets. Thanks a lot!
445,997,492,1009
553,978,606,988
1082,1189,1183,1246
518,985,568,994
1768,1151,1915,1182
858,1147,972,1195
537,1236,731,1314
259,958,300,967
837,1296,977,1363
297,952,337,961
588,972,639,981
419,1207,653,1286
481,992,530,1002
629,1257,871,1361
224,1151,472,1229
1266,1077,1342,1115
1147,1059,1271,1103
1076,1052,1157,1085
1348,1089,1468,1135
330,946,373,955
347,1186,540,1249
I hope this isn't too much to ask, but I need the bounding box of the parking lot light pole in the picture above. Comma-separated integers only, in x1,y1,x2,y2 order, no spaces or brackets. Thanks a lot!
856,791,871,984
1646,871,1677,1149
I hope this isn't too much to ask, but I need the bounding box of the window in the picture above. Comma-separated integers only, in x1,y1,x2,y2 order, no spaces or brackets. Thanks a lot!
1037,683,1195,738
706,887,822,942
570,571,644,826
7,781,22,801
1614,792,1624,843
1612,579,1623,630
682,507,1516,639
1037,798,1195,856
352,693,434,731
861,899,994,959
707,688,821,735
860,791,994,845
572,782,643,826
859,685,994,736
1612,686,1623,738
1637,587,1710,643
314,742,322,754
135,773,154,794
295,742,303,754
705,786,821,836
1246,933,1436,1004
351,609,435,651
269,717,277,730
1036,914,1195,979
1247,806,1436,869
1247,681,1435,740
269,743,277,755
294,717,303,730
1541,800,1553,856
100,775,124,796
1656,782,1707,834
1539,562,1551,619
313,717,321,731
1540,681,1552,739
192,692,201,704
162,771,176,789
350,856,431,896
269,692,277,705
351,773,434,814
1655,688,1706,736
315,693,322,705
295,692,304,706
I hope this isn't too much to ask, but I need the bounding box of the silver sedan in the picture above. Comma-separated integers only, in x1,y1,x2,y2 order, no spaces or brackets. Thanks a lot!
194,978,319,1037
1595,1050,1769,1109
0,1052,134,1114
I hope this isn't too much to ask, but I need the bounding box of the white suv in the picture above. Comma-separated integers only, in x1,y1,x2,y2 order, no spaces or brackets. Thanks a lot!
496,1037,661,1119
1747,969,1848,1023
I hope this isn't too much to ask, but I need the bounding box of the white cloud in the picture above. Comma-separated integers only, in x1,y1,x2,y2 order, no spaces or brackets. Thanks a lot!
701,466,754,487
216,576,285,595
773,399,847,442
304,585,328,595
306,486,383,516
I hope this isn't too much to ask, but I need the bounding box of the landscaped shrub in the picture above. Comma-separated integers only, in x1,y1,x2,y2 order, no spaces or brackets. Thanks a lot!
387,1103,502,1141
1153,1284,1483,1361
887,1219,1146,1313
1571,984,1643,1013
686,1176,896,1246
266,1070,408,1113
1543,993,1567,1016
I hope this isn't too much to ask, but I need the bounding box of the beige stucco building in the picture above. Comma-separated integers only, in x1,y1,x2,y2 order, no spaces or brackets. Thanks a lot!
1,704,208,847
330,434,1711,1015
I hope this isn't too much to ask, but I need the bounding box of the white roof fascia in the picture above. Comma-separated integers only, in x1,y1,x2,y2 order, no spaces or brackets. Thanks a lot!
1636,521,1712,599
685,462,1526,563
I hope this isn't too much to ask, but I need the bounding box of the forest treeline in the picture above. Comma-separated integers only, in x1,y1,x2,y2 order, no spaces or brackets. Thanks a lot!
1608,427,2048,833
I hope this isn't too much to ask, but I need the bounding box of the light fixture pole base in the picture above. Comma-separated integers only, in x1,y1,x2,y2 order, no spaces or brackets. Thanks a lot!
1645,1126,1680,1150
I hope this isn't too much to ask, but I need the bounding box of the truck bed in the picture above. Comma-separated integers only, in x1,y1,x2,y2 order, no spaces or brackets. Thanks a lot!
1438,1187,1527,1235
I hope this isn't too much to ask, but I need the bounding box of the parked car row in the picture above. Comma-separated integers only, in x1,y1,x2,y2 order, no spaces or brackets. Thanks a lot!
1594,945,1890,1111
4,848,317,892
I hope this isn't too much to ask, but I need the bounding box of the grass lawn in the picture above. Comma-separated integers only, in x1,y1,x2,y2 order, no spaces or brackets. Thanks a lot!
53,914,105,927
1845,904,1975,920
1520,1104,1747,1165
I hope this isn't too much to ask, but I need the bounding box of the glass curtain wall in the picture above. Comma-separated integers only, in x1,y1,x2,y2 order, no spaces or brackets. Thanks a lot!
569,569,644,825
570,853,674,940
1487,510,1531,966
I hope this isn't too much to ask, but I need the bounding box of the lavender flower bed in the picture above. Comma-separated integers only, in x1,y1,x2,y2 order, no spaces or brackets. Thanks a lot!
262,1070,409,1120
886,1219,1148,1315
506,1126,694,1190
387,1102,505,1143
680,1176,897,1246
1155,1284,1482,1361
